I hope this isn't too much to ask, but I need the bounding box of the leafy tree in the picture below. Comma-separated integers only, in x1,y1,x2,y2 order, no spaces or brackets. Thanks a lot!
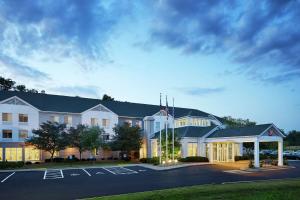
223,116,256,128
102,94,114,101
26,121,68,161
68,124,88,160
82,126,104,157
160,129,181,159
0,76,15,91
111,123,142,155
15,85,27,92
285,130,300,146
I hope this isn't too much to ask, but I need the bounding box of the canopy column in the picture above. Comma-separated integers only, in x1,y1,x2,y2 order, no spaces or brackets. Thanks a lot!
254,139,260,168
278,139,283,166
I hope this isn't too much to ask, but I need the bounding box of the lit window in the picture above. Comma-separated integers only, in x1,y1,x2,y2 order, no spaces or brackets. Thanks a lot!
91,118,98,126
19,130,28,139
50,115,59,123
124,119,132,127
135,120,142,128
64,115,72,125
25,148,40,161
0,148,2,161
19,114,28,123
102,119,110,128
2,130,12,138
187,143,198,157
2,113,12,122
5,148,23,161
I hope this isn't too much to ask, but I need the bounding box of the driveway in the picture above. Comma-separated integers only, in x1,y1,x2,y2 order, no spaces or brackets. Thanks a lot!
0,161,299,200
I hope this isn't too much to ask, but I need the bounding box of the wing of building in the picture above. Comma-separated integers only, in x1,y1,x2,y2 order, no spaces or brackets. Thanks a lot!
0,91,285,168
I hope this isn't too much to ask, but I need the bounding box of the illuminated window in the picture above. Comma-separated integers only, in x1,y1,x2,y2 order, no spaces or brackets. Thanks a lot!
2,130,12,138
135,120,142,128
187,143,198,156
19,130,28,139
50,115,59,123
25,148,40,161
5,148,22,161
0,148,2,161
124,119,132,127
102,119,110,128
91,118,98,126
2,113,12,122
155,122,160,131
19,114,28,123
64,115,72,125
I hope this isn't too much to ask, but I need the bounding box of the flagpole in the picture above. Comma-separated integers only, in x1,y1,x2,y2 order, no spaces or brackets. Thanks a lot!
165,95,168,162
159,93,162,165
172,97,175,162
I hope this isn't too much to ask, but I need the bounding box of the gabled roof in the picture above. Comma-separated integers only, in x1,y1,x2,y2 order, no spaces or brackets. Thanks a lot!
0,91,217,119
152,126,217,139
207,124,273,138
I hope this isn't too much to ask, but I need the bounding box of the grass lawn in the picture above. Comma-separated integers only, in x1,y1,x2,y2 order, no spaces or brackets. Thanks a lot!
88,178,300,200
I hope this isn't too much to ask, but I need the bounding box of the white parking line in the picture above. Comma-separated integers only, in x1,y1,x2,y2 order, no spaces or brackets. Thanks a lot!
43,169,64,179
60,170,64,178
1,172,15,183
102,167,116,175
82,169,91,176
121,167,138,174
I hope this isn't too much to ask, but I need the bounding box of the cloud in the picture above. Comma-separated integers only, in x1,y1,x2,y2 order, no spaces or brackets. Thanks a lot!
148,0,300,82
52,85,103,99
0,53,50,80
177,87,225,96
0,0,132,70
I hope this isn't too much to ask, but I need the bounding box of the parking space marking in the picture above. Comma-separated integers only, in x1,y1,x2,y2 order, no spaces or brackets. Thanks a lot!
1,172,15,183
102,167,116,175
224,170,252,174
82,169,91,176
43,169,64,179
102,167,138,175
96,172,105,175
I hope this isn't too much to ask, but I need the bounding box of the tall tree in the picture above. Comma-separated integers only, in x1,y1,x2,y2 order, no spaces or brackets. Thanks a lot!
285,130,300,146
82,127,104,157
26,121,68,161
68,124,88,160
111,123,142,156
15,85,27,92
102,94,114,101
160,129,181,159
0,76,15,91
223,116,256,128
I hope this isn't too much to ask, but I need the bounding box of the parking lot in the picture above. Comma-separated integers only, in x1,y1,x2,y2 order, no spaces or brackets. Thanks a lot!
1,162,300,200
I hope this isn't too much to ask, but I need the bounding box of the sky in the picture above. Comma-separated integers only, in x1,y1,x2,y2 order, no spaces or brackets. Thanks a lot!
0,0,299,132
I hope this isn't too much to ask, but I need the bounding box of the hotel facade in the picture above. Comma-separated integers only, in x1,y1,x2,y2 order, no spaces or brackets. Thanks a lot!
0,91,285,168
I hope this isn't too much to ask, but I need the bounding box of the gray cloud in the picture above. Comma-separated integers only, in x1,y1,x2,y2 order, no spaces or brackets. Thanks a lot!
177,87,225,96
0,53,50,80
148,0,300,83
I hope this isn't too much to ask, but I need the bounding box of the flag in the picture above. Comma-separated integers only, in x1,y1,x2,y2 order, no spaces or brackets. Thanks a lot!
165,95,169,120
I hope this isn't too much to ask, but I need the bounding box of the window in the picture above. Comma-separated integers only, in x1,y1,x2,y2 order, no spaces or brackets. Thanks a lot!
19,130,28,139
2,113,12,122
135,120,142,128
25,148,40,161
124,119,132,127
5,148,22,161
91,118,98,126
0,148,2,161
19,114,28,123
2,130,12,138
102,134,110,141
102,119,110,128
187,143,198,157
50,115,59,123
64,115,72,125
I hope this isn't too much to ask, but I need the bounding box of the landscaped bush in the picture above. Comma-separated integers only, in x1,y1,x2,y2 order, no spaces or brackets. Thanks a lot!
234,155,251,161
45,157,65,162
0,161,25,169
179,156,209,162
139,157,159,165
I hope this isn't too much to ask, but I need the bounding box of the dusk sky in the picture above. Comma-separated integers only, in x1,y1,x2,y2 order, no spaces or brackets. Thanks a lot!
0,0,299,131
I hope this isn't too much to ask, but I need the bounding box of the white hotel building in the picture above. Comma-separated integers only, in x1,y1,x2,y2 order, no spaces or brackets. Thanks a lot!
0,91,285,168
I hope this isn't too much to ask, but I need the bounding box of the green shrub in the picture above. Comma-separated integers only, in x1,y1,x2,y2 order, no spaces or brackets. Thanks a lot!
0,161,25,169
235,155,250,161
179,156,209,162
139,157,159,165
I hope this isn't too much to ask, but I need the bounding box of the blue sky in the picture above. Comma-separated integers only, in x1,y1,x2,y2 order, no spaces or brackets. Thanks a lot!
0,0,299,131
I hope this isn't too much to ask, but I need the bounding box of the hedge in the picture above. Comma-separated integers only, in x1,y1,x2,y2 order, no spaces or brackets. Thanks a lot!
0,161,25,169
179,156,209,162
140,157,159,165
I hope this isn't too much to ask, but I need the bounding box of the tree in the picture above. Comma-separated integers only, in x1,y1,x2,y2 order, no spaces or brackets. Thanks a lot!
223,116,256,128
160,129,181,159
0,76,15,91
15,85,27,92
68,124,88,160
111,123,142,156
102,94,114,101
82,127,104,157
26,121,68,161
285,130,300,146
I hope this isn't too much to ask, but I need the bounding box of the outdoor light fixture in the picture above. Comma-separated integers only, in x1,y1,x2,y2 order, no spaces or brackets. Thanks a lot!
162,161,166,164
174,159,178,163
168,159,172,163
